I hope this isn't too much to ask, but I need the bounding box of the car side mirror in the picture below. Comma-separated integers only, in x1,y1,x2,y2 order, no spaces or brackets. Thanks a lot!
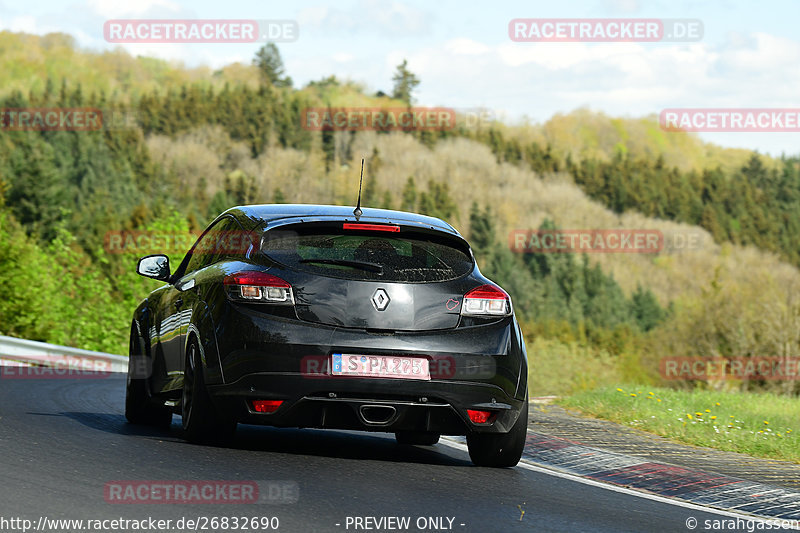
137,254,171,281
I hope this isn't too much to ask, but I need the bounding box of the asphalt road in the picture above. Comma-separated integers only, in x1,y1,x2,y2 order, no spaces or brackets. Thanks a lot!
0,374,732,533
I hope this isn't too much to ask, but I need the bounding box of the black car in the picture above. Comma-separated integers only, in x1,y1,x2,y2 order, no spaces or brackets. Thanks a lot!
126,204,529,467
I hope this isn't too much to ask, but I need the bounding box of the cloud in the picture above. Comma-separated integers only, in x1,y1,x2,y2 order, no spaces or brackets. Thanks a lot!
297,0,433,37
86,0,182,19
718,32,800,73
332,52,354,63
444,38,489,56
602,0,641,13
392,31,800,125
2,14,39,33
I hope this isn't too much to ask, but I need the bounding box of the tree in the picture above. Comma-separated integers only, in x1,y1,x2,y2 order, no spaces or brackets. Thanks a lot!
224,170,257,204
321,104,335,171
391,59,420,105
401,177,417,212
380,191,393,210
468,202,495,257
630,284,666,332
207,191,234,220
0,173,7,207
253,44,292,88
428,180,457,220
362,148,381,206
306,75,339,90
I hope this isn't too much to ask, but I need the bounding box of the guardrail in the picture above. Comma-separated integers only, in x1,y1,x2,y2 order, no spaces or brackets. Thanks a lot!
0,334,128,373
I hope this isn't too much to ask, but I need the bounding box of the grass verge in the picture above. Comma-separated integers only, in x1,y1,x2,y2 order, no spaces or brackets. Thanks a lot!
558,386,800,463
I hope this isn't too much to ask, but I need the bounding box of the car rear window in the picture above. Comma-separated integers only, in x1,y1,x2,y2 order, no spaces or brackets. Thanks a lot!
260,227,474,282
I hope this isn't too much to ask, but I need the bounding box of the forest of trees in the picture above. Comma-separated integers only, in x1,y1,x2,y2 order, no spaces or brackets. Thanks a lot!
0,73,667,357
472,126,800,268
1,33,799,394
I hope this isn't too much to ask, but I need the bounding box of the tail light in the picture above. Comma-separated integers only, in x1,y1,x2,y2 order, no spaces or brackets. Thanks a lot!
467,409,497,424
460,284,512,317
252,400,283,413
224,272,294,304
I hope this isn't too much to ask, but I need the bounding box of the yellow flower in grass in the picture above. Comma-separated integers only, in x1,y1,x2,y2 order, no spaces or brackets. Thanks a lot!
657,399,662,402
764,421,769,426
648,391,654,396
630,393,637,397
687,414,693,420
616,388,623,392
788,429,793,433
705,409,711,413
715,402,721,406
695,412,703,417
710,416,717,420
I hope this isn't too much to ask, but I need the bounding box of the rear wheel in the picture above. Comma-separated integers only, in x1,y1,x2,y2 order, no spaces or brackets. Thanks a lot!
394,431,440,446
466,400,528,468
181,339,236,444
125,328,172,427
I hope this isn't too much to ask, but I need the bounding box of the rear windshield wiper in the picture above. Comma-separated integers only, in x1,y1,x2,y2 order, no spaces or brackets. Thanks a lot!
299,258,384,274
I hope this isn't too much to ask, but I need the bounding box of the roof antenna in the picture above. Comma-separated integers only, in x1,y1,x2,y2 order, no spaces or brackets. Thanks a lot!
353,158,364,220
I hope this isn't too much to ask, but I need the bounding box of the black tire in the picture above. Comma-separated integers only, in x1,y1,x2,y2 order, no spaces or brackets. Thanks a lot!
125,328,172,427
181,339,236,444
466,399,528,467
394,431,440,446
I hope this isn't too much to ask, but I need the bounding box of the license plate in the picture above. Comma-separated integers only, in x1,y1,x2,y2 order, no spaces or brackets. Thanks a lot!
331,354,431,380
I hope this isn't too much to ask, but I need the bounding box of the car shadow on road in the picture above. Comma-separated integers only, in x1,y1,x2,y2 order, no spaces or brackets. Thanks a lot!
60,411,185,441
229,424,472,466
60,411,472,467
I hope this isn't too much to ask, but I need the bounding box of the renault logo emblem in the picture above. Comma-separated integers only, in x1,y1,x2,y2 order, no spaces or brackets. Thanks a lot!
371,288,390,311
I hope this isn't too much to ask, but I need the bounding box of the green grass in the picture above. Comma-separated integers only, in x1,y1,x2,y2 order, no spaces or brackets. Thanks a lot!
558,386,800,463
525,336,623,397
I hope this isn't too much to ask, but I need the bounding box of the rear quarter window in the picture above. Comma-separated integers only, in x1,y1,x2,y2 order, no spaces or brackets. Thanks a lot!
260,228,474,282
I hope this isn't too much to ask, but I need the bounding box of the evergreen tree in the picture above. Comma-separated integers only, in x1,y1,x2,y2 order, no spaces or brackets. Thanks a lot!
401,177,417,212
630,284,666,332
391,59,420,105
321,104,335,171
253,43,292,88
380,191,393,210
363,148,381,206
468,202,494,257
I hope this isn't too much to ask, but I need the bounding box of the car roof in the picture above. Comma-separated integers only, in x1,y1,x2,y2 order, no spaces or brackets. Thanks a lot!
225,204,461,236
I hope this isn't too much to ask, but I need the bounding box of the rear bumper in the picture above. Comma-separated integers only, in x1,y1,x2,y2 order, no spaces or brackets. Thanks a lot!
214,303,526,391
207,304,528,435
208,373,526,435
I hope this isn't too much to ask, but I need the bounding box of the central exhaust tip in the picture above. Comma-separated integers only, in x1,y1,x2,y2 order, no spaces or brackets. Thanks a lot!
359,404,397,425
